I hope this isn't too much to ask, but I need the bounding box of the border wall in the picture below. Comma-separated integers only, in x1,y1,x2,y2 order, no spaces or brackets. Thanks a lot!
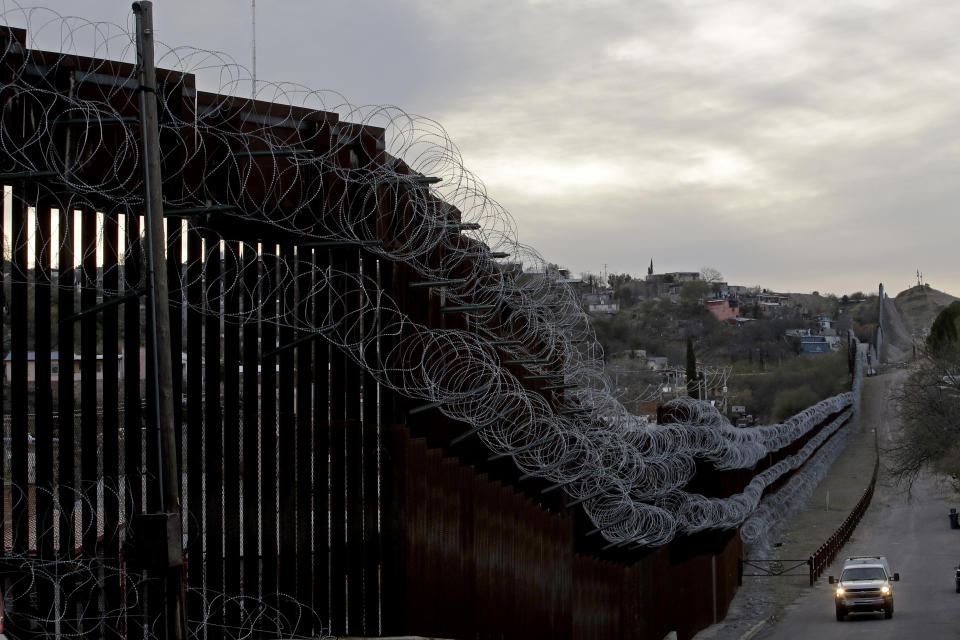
0,22,854,639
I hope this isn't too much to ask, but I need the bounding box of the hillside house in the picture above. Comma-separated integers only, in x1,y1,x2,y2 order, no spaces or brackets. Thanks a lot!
645,356,669,371
644,271,700,298
757,293,790,307
583,292,619,314
800,336,842,354
4,351,84,384
705,299,739,322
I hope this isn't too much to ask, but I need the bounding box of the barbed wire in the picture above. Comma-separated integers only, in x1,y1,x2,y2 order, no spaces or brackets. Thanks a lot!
0,478,335,638
0,4,864,619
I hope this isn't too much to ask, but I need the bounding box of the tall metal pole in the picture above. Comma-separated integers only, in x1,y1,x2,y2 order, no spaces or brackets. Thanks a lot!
132,3,187,639
252,0,257,99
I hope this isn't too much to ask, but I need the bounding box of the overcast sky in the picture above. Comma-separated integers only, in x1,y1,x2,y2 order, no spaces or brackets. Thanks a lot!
10,0,960,297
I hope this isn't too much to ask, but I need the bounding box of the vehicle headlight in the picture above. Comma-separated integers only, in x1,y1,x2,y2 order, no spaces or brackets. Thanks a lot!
836,587,844,596
881,586,890,594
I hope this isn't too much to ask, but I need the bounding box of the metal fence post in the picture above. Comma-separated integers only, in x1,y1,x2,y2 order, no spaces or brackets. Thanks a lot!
132,3,187,639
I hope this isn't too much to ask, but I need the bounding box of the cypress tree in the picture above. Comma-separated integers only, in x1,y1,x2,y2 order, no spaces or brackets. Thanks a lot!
686,337,698,397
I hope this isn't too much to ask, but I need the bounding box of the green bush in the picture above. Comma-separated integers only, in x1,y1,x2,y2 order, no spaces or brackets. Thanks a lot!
927,301,960,354
733,351,849,422
771,385,821,422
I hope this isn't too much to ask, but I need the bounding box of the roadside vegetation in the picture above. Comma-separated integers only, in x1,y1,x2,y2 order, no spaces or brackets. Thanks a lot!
889,302,960,490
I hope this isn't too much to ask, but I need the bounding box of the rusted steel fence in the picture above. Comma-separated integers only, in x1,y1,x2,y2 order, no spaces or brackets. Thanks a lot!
0,21,856,640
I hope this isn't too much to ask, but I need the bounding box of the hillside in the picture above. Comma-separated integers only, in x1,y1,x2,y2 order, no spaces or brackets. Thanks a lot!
872,284,958,361
893,285,959,340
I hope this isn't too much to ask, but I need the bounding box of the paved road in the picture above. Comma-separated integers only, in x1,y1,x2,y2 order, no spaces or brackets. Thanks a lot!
755,372,960,639
755,474,960,639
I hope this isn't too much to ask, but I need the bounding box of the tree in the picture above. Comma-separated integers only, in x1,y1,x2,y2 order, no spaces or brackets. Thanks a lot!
771,385,820,421
679,280,710,306
889,347,960,490
927,301,960,354
686,337,700,397
580,271,602,292
614,284,635,307
608,272,632,289
700,267,724,295
890,305,960,490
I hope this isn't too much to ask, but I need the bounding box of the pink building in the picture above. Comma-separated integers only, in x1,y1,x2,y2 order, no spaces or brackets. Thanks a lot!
705,299,739,322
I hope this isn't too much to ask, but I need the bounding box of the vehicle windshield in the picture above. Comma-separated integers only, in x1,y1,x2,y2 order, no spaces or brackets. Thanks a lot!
841,567,886,581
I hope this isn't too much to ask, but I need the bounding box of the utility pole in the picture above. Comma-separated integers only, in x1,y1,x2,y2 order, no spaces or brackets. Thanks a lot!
251,0,257,99
132,3,187,639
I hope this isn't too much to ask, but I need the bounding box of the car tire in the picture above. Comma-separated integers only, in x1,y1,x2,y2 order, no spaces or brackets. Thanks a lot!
835,606,845,622
884,604,893,619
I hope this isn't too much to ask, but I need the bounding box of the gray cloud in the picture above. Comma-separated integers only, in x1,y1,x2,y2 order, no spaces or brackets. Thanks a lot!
17,0,960,296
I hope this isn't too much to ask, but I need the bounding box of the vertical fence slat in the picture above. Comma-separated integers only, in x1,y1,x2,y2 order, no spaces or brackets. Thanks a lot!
375,260,405,626
260,246,278,617
344,247,364,634
376,259,399,634
312,246,330,626
0,178,5,569
0,181,5,571
380,424,406,635
241,241,259,607
294,246,313,628
57,199,80,633
277,244,296,623
79,211,99,602
405,438,425,631
34,195,56,637
166,213,184,638
360,250,379,635
222,239,241,631
185,220,205,629
167,216,183,505
123,209,144,640
101,207,122,638
328,248,347,635
10,182,29,557
8,181,31,637
203,233,224,640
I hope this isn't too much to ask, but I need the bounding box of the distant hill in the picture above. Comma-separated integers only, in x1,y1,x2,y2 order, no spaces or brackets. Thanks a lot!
882,285,959,360
893,285,959,338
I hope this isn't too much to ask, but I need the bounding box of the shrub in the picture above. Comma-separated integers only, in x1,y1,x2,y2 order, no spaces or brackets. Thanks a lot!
771,385,821,422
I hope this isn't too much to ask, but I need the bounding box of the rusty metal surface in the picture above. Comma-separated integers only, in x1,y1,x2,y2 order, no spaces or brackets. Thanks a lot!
0,23,780,640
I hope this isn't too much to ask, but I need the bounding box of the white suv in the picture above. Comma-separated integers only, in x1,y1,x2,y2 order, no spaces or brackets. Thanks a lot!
829,556,900,621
